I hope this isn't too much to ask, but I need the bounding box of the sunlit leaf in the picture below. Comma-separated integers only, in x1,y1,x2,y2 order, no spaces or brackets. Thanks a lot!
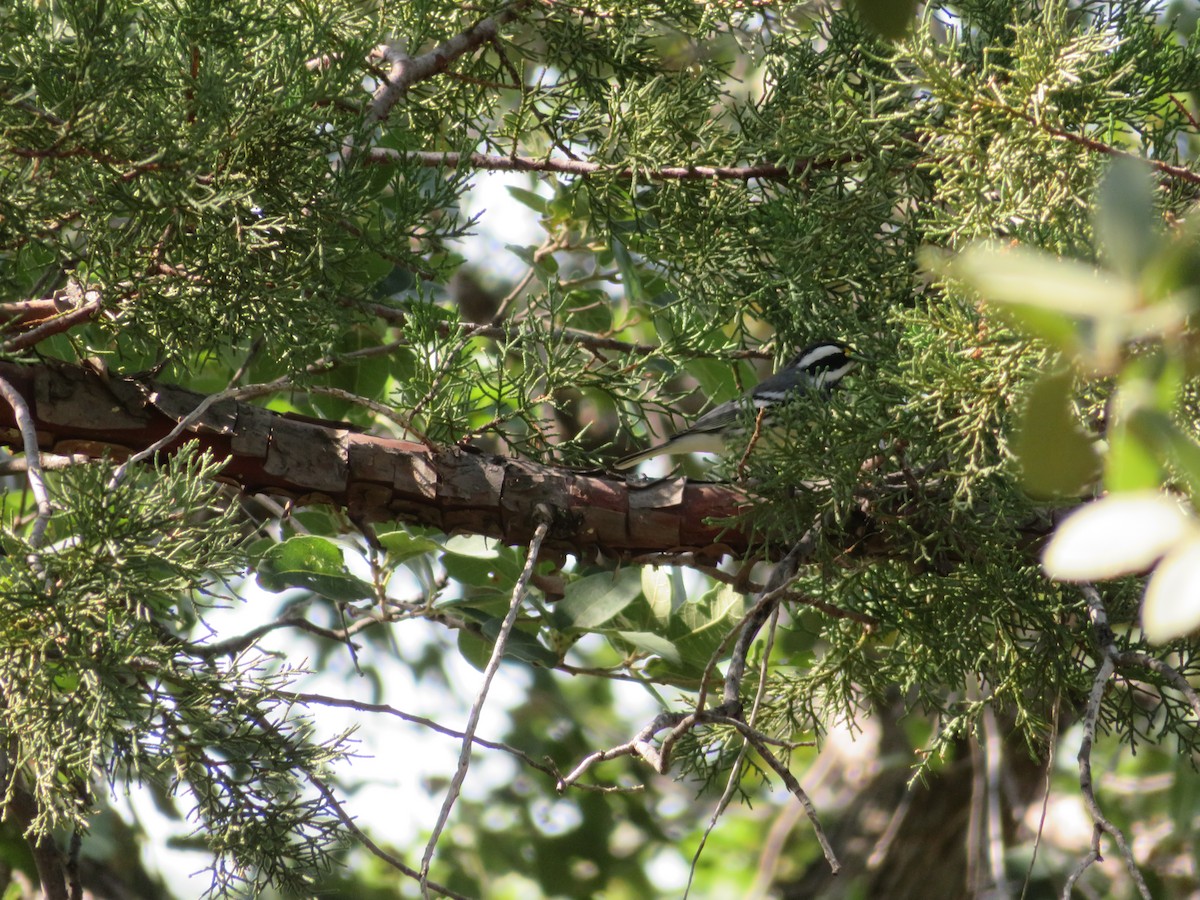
256,536,373,601
442,535,501,559
1130,408,1200,504
1042,492,1195,581
1142,535,1200,643
641,567,674,623
1107,366,1167,494
378,530,440,563
554,569,643,631
951,243,1139,316
613,630,682,665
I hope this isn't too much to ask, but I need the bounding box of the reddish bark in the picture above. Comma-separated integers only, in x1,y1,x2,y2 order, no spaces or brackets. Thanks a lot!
0,360,757,560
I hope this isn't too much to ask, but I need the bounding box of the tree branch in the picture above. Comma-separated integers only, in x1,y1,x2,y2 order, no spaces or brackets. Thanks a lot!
0,374,53,550
982,97,1200,187
369,148,851,183
0,282,102,353
307,775,470,900
1115,649,1200,721
686,602,781,897
420,516,551,891
0,749,68,900
367,2,533,125
0,359,777,561
1065,586,1151,900
283,690,636,794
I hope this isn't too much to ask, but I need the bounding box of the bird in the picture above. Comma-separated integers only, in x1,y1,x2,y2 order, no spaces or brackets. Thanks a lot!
612,340,857,471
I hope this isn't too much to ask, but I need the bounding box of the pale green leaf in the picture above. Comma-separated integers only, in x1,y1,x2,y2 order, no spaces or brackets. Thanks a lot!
555,569,643,631
1042,492,1195,581
1142,536,1200,643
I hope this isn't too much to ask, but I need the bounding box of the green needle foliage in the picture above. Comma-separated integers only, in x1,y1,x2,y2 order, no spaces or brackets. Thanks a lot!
3,0,1200,897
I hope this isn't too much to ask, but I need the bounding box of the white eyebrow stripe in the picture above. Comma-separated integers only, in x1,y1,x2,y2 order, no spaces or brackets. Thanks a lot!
793,344,846,369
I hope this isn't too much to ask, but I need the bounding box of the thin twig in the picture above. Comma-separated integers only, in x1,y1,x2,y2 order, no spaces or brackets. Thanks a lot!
489,36,580,163
780,589,878,626
419,515,551,894
0,453,91,475
0,289,101,353
722,527,821,708
366,2,532,125
365,300,773,361
1115,650,1200,721
713,713,838,873
106,378,292,490
1169,94,1200,132
982,96,1200,187
685,603,782,898
556,707,808,788
371,149,854,183
307,775,470,900
1021,693,1059,900
284,690,636,793
490,233,567,324
294,384,419,434
0,375,53,550
1066,586,1151,900
735,407,768,478
982,700,1009,897
106,366,433,491
405,319,497,425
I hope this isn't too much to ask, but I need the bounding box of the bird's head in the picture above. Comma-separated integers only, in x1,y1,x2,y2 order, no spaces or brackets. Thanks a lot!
786,340,858,389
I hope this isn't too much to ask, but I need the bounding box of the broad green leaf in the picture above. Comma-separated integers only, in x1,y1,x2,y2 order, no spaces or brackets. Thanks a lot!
1140,215,1200,303
443,534,501,559
1106,370,1166,494
435,590,515,612
1014,369,1100,498
480,619,559,666
1106,420,1162,494
457,629,492,672
685,356,742,404
505,244,540,267
554,569,642,631
1043,491,1193,581
1095,157,1159,280
641,567,674,624
506,185,548,213
613,630,682,665
377,530,440,563
951,243,1139,317
668,583,746,669
256,536,373,602
988,304,1081,359
458,619,558,670
1143,535,1200,643
440,553,506,589
1130,409,1200,503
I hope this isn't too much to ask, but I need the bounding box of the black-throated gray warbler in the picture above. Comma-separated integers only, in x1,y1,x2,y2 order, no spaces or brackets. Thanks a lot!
613,340,857,471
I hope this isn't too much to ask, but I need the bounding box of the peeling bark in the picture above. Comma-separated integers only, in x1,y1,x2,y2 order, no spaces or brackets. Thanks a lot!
0,360,760,560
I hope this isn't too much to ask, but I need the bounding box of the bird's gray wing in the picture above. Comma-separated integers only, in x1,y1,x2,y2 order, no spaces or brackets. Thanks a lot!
684,397,747,434
748,370,806,402
685,371,813,434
